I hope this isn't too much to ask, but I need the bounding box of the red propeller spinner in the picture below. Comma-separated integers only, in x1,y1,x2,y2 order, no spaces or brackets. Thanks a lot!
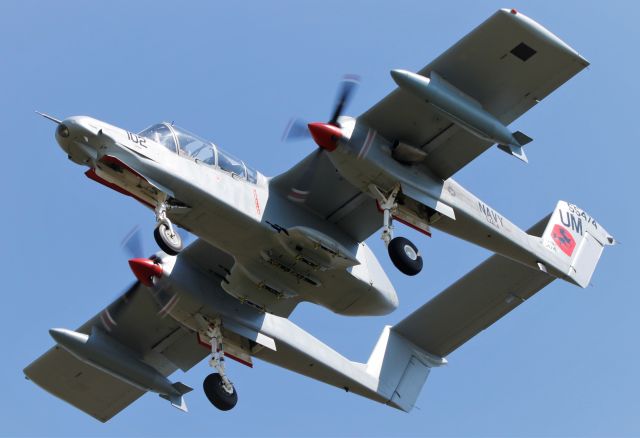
128,258,163,287
307,122,343,152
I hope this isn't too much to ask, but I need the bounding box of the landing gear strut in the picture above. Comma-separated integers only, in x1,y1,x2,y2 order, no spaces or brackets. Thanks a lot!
153,202,182,255
370,184,423,276
198,317,238,411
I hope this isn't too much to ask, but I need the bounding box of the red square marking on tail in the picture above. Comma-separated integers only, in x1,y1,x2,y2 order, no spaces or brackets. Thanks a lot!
552,224,576,256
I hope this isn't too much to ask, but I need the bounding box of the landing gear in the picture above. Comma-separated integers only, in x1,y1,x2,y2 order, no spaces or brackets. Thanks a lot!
203,373,238,411
154,223,182,255
370,184,423,276
198,316,238,411
388,236,423,276
153,202,182,255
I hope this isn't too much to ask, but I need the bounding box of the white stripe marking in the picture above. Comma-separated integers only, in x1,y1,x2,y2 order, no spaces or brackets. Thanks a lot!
358,129,376,159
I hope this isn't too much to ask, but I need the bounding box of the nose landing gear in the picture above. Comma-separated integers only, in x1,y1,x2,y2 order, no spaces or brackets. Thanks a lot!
197,317,238,411
370,184,423,276
153,202,183,255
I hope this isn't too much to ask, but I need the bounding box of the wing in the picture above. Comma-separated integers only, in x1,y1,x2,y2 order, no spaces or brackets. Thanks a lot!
23,346,145,423
393,216,553,357
24,281,208,422
270,151,381,242
359,9,589,179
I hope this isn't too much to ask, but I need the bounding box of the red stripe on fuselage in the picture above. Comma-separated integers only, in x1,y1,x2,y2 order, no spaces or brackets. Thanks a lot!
99,155,146,179
196,334,254,368
85,168,154,209
394,215,432,237
374,200,432,237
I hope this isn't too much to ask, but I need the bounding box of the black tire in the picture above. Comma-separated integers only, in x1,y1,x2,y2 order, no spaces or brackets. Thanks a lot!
388,236,423,276
153,223,183,255
203,373,238,411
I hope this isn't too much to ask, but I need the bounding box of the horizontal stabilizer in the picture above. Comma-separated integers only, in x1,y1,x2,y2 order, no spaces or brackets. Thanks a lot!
393,216,555,357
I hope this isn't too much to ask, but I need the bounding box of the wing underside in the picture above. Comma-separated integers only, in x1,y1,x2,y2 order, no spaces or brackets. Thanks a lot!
271,151,381,242
24,281,208,422
360,9,589,179
24,347,145,422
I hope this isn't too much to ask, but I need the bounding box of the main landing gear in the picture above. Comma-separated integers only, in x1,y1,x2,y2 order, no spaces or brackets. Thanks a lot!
153,201,183,256
370,184,423,276
198,317,238,411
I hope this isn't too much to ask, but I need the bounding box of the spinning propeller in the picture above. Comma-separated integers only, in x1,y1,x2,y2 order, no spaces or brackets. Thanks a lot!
99,226,190,332
281,75,359,203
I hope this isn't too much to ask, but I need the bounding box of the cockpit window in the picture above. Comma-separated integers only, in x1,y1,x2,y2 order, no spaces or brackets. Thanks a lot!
138,124,177,153
139,122,259,183
218,149,246,179
175,130,216,166
245,166,257,184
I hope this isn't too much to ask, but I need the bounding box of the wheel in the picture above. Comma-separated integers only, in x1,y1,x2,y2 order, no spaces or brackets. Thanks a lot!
203,373,238,411
154,222,183,255
388,236,423,276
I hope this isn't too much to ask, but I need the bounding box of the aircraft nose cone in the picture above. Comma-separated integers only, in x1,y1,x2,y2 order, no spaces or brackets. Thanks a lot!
54,116,102,165
128,258,164,287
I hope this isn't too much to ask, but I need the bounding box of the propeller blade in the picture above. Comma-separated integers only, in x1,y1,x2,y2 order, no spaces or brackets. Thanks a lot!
153,286,182,318
121,225,145,259
101,224,188,332
287,149,324,204
99,279,180,331
328,74,360,126
282,74,360,203
99,283,138,332
281,117,311,142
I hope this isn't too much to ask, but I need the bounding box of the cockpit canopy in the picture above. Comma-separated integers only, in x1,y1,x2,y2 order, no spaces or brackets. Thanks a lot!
139,123,258,184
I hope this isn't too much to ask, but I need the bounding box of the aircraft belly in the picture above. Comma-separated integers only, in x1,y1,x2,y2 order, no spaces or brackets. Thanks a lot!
160,260,390,405
177,213,396,316
222,250,396,317
132,164,398,317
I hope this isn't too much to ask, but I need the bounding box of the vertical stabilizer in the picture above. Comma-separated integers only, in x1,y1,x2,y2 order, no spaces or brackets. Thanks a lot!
366,326,446,412
541,201,615,287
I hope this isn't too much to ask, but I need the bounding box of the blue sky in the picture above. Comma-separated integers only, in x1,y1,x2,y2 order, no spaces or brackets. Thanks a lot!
1,1,637,436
